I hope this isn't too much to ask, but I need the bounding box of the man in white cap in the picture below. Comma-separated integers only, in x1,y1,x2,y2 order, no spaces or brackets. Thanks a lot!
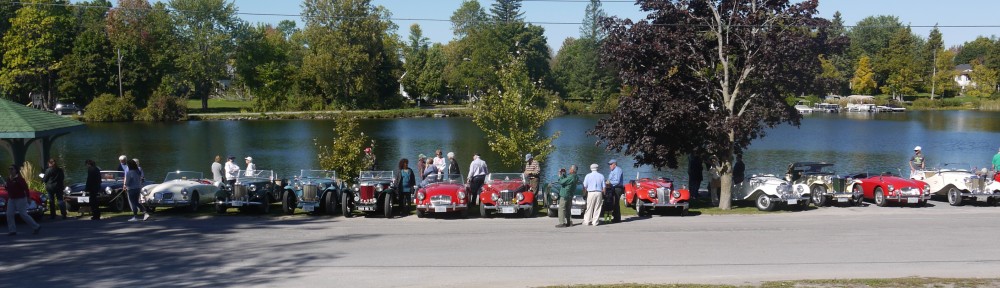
909,146,925,176
244,156,257,176
582,163,606,226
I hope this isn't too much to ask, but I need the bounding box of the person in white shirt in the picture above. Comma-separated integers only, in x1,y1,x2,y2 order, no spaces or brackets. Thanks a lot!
224,156,240,186
582,163,606,226
467,153,489,204
433,149,446,172
211,155,225,185
244,156,257,176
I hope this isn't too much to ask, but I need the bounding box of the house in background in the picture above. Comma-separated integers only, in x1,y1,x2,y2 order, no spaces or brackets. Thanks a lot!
954,64,974,94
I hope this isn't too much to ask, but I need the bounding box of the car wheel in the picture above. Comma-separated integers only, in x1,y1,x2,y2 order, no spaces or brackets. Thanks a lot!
874,187,887,207
480,203,490,218
341,192,352,218
947,186,963,206
260,195,271,214
460,206,469,218
383,195,393,219
811,185,827,207
324,191,337,215
755,193,776,211
987,196,998,206
796,196,811,211
66,201,78,212
189,192,200,212
523,202,535,218
281,191,295,215
416,208,425,218
215,197,226,214
851,185,865,206
635,200,646,217
112,196,126,212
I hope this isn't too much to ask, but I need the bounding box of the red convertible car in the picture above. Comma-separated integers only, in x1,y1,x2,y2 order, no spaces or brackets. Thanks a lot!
415,174,470,218
850,168,930,207
1,176,47,219
625,176,690,216
479,173,535,218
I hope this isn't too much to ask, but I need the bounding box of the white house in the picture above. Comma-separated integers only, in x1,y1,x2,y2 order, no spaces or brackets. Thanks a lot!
954,64,974,93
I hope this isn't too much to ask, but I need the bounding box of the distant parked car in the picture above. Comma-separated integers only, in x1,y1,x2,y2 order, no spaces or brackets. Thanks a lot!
415,174,469,218
850,167,929,207
911,163,998,206
479,173,534,218
281,170,344,215
731,174,811,211
0,175,47,219
64,170,152,213
214,170,283,214
344,171,399,218
625,175,690,216
141,171,219,212
52,102,82,115
785,162,862,206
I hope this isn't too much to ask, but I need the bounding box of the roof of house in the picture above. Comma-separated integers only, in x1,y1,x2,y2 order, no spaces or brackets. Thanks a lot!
0,98,84,139
955,64,972,71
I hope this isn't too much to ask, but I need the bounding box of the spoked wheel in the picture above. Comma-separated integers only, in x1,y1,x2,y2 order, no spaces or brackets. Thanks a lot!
635,200,646,217
947,187,963,206
324,191,338,215
851,185,865,206
480,203,490,218
281,191,296,215
522,203,535,218
260,195,271,214
215,198,227,214
341,193,352,218
189,192,200,213
383,195,393,219
755,193,777,211
874,187,888,207
811,185,827,207
460,206,469,218
112,196,126,212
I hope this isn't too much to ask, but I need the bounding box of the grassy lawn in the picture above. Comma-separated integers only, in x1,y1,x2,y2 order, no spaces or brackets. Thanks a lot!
542,277,1000,288
186,99,251,114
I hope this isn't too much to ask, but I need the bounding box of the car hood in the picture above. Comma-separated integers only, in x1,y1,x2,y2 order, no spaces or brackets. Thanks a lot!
422,182,465,197
484,181,524,192
147,180,205,194
875,176,926,188
67,181,122,193
0,188,44,204
635,179,675,190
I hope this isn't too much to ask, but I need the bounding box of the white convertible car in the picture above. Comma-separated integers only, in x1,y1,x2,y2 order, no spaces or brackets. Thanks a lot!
911,163,999,206
141,171,220,212
731,174,811,211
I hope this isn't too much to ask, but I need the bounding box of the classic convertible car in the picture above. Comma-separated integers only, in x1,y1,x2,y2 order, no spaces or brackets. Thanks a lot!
415,174,469,218
850,168,929,207
786,162,862,206
543,176,586,218
215,170,283,214
141,171,219,212
731,174,811,211
911,163,998,206
625,175,690,216
64,170,152,213
479,173,535,218
281,170,344,215
0,175,47,219
345,171,399,218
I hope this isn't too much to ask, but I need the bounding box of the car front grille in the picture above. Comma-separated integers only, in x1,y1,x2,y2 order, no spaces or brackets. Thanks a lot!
430,195,452,206
161,192,174,200
302,185,319,201
898,187,920,196
499,190,515,205
967,177,986,192
656,188,667,204
234,185,248,199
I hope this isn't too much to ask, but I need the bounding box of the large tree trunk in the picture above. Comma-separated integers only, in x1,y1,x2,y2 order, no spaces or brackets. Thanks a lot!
719,161,733,210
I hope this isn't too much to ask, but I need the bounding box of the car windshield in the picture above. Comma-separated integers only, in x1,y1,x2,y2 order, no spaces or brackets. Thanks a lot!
164,171,203,182
868,167,900,177
794,163,835,174
239,170,274,180
487,173,524,183
939,163,971,171
359,171,394,180
633,174,677,181
300,170,336,179
100,171,124,182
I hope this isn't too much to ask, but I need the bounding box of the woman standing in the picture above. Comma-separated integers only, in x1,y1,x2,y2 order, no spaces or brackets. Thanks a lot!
395,159,416,217
6,165,41,235
123,159,149,222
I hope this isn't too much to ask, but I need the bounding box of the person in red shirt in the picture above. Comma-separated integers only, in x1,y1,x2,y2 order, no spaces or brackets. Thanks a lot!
6,165,41,236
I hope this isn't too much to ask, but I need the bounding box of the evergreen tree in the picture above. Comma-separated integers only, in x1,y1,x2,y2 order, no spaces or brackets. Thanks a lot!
490,0,523,23
58,0,115,106
580,0,607,41
878,26,921,98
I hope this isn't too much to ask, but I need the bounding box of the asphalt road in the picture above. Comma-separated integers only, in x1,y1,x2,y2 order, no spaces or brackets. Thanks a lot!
4,200,1000,288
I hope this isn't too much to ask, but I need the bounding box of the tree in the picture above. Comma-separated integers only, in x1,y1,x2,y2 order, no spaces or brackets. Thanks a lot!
552,37,619,108
851,55,877,95
954,36,995,65
316,115,375,185
450,0,487,39
0,0,74,106
417,43,449,102
58,0,115,106
848,15,903,61
968,59,999,97
924,26,947,99
580,0,607,41
0,1,20,39
232,23,296,112
595,0,821,210
816,54,843,96
490,0,523,23
473,55,559,168
402,24,429,100
929,49,958,98
300,0,403,109
879,26,921,98
106,0,179,104
169,0,240,110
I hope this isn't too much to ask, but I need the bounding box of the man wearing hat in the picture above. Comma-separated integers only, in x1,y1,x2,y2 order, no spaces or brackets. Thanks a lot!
244,156,257,176
582,163,606,226
224,156,240,187
909,146,925,176
524,153,541,199
607,159,623,223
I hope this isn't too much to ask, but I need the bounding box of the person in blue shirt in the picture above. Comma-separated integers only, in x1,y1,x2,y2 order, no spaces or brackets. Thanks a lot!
395,158,415,216
606,159,623,223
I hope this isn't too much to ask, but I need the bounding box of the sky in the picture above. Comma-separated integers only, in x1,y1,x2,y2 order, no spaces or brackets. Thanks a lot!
225,0,1000,51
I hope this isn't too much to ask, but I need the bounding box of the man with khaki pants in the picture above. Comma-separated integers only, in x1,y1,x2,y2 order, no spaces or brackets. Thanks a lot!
582,163,605,226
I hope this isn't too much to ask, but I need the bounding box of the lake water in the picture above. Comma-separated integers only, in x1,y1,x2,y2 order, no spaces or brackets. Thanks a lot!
5,110,1000,188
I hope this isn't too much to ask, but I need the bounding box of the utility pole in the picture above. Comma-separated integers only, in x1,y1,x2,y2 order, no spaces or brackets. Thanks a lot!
117,48,124,98
930,49,937,100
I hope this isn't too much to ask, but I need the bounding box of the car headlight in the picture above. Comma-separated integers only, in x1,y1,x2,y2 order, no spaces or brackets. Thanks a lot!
376,185,383,192
417,192,426,200
516,192,525,201
672,190,681,198
106,187,113,194
796,185,804,194
458,191,467,200
924,184,930,193
352,184,358,191
353,195,360,202
181,189,188,196
887,184,894,192
0,199,6,207
491,193,499,202
250,185,257,192
648,190,656,198
141,188,149,196
550,192,559,201
63,187,71,195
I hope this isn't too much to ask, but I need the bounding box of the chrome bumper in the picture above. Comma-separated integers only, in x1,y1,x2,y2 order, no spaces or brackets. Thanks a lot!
416,204,467,212
0,206,47,216
216,200,264,206
647,201,690,209
144,199,192,207
483,204,532,214
888,194,926,203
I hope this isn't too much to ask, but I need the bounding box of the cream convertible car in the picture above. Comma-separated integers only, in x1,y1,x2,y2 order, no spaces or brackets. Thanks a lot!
141,171,220,212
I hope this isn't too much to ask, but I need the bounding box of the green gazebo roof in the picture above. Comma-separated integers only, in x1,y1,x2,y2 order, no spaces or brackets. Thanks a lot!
0,98,84,138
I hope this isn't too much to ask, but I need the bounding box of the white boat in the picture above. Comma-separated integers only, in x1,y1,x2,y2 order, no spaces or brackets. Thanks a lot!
846,103,876,112
813,103,841,113
794,100,814,114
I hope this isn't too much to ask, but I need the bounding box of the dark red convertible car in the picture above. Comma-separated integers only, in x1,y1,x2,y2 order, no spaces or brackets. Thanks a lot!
415,174,469,218
625,176,690,216
479,173,535,217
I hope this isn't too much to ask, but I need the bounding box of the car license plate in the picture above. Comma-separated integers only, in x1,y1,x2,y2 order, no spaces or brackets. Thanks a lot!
303,204,315,212
907,197,918,203
571,208,582,215
837,198,848,203
501,207,515,214
787,199,798,205
435,207,447,213
977,196,989,202
360,206,375,211
78,196,89,203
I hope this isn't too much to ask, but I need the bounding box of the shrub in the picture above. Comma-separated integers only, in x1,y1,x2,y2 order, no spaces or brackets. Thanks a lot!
137,90,187,121
315,115,373,185
85,93,137,122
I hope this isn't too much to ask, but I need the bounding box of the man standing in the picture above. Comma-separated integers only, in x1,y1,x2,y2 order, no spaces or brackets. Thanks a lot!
555,165,578,228
84,160,102,220
416,153,427,177
224,156,240,187
447,152,461,176
733,153,746,185
992,147,1000,171
582,164,605,226
244,156,257,176
524,154,541,197
42,158,68,219
607,159,623,223
467,153,489,204
688,154,703,200
909,146,925,176
116,155,128,173
6,165,41,236
211,155,225,185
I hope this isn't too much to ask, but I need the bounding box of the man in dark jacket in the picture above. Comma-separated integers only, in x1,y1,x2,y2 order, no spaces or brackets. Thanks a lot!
84,160,102,220
42,158,68,219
